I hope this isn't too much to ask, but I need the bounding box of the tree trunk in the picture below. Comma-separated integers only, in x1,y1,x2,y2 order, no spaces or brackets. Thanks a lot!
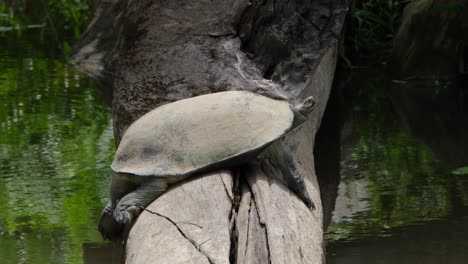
71,0,347,263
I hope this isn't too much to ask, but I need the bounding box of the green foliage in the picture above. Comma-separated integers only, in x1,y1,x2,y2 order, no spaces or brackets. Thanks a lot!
342,0,406,64
0,0,94,51
46,0,93,38
432,3,467,14
452,166,468,175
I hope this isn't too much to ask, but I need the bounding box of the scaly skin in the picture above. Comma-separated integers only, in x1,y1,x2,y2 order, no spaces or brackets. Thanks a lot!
259,140,315,209
99,175,168,240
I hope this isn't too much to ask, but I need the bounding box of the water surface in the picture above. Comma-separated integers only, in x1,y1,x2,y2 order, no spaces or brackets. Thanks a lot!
0,27,114,263
322,68,468,263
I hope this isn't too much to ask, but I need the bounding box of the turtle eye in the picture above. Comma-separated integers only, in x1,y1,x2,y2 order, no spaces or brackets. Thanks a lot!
303,97,315,108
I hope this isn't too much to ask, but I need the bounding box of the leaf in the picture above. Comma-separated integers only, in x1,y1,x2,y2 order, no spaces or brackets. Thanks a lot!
451,167,468,175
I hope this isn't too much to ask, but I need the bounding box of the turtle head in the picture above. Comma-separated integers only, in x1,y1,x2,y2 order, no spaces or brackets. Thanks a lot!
291,96,316,128
294,96,316,115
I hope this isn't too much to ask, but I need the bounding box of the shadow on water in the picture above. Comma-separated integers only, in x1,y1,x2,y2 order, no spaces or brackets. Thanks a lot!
318,65,468,263
390,75,468,170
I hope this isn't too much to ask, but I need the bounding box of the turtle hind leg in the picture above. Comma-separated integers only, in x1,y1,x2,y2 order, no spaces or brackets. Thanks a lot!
113,178,168,225
98,202,124,240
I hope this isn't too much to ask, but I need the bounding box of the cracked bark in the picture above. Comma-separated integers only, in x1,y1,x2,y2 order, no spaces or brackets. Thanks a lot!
126,171,233,263
142,208,215,263
236,183,269,264
71,0,347,263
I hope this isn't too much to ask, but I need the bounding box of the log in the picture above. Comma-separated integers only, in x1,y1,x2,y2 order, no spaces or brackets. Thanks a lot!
71,0,347,263
127,171,234,263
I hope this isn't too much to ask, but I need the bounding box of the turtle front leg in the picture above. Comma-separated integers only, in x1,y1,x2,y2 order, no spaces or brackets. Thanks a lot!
281,144,315,210
113,178,168,225
263,141,315,209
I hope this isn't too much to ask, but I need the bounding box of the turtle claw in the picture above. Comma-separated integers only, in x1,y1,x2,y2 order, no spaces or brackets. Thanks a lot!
298,189,315,210
306,199,315,211
113,205,142,224
114,209,132,224
97,204,142,240
98,203,124,240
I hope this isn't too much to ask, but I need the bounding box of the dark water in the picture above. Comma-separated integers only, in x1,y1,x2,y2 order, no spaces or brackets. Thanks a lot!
0,27,115,263
321,68,468,263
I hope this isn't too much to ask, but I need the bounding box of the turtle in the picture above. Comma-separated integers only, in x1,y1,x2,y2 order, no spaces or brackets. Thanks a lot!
99,90,316,239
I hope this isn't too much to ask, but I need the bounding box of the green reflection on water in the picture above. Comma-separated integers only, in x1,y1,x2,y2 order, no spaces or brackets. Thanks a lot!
326,68,468,242
0,5,113,263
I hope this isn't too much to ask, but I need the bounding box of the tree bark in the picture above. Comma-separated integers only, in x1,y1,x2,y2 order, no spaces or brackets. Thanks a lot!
71,0,347,263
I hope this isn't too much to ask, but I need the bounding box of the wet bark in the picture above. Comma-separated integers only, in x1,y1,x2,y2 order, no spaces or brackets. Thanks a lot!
71,0,347,263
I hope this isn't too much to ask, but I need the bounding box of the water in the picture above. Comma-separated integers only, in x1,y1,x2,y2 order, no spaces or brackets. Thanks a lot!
321,68,468,263
0,29,114,263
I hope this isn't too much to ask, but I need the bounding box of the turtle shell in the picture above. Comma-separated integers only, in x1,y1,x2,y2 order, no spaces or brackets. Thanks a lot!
111,91,294,177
